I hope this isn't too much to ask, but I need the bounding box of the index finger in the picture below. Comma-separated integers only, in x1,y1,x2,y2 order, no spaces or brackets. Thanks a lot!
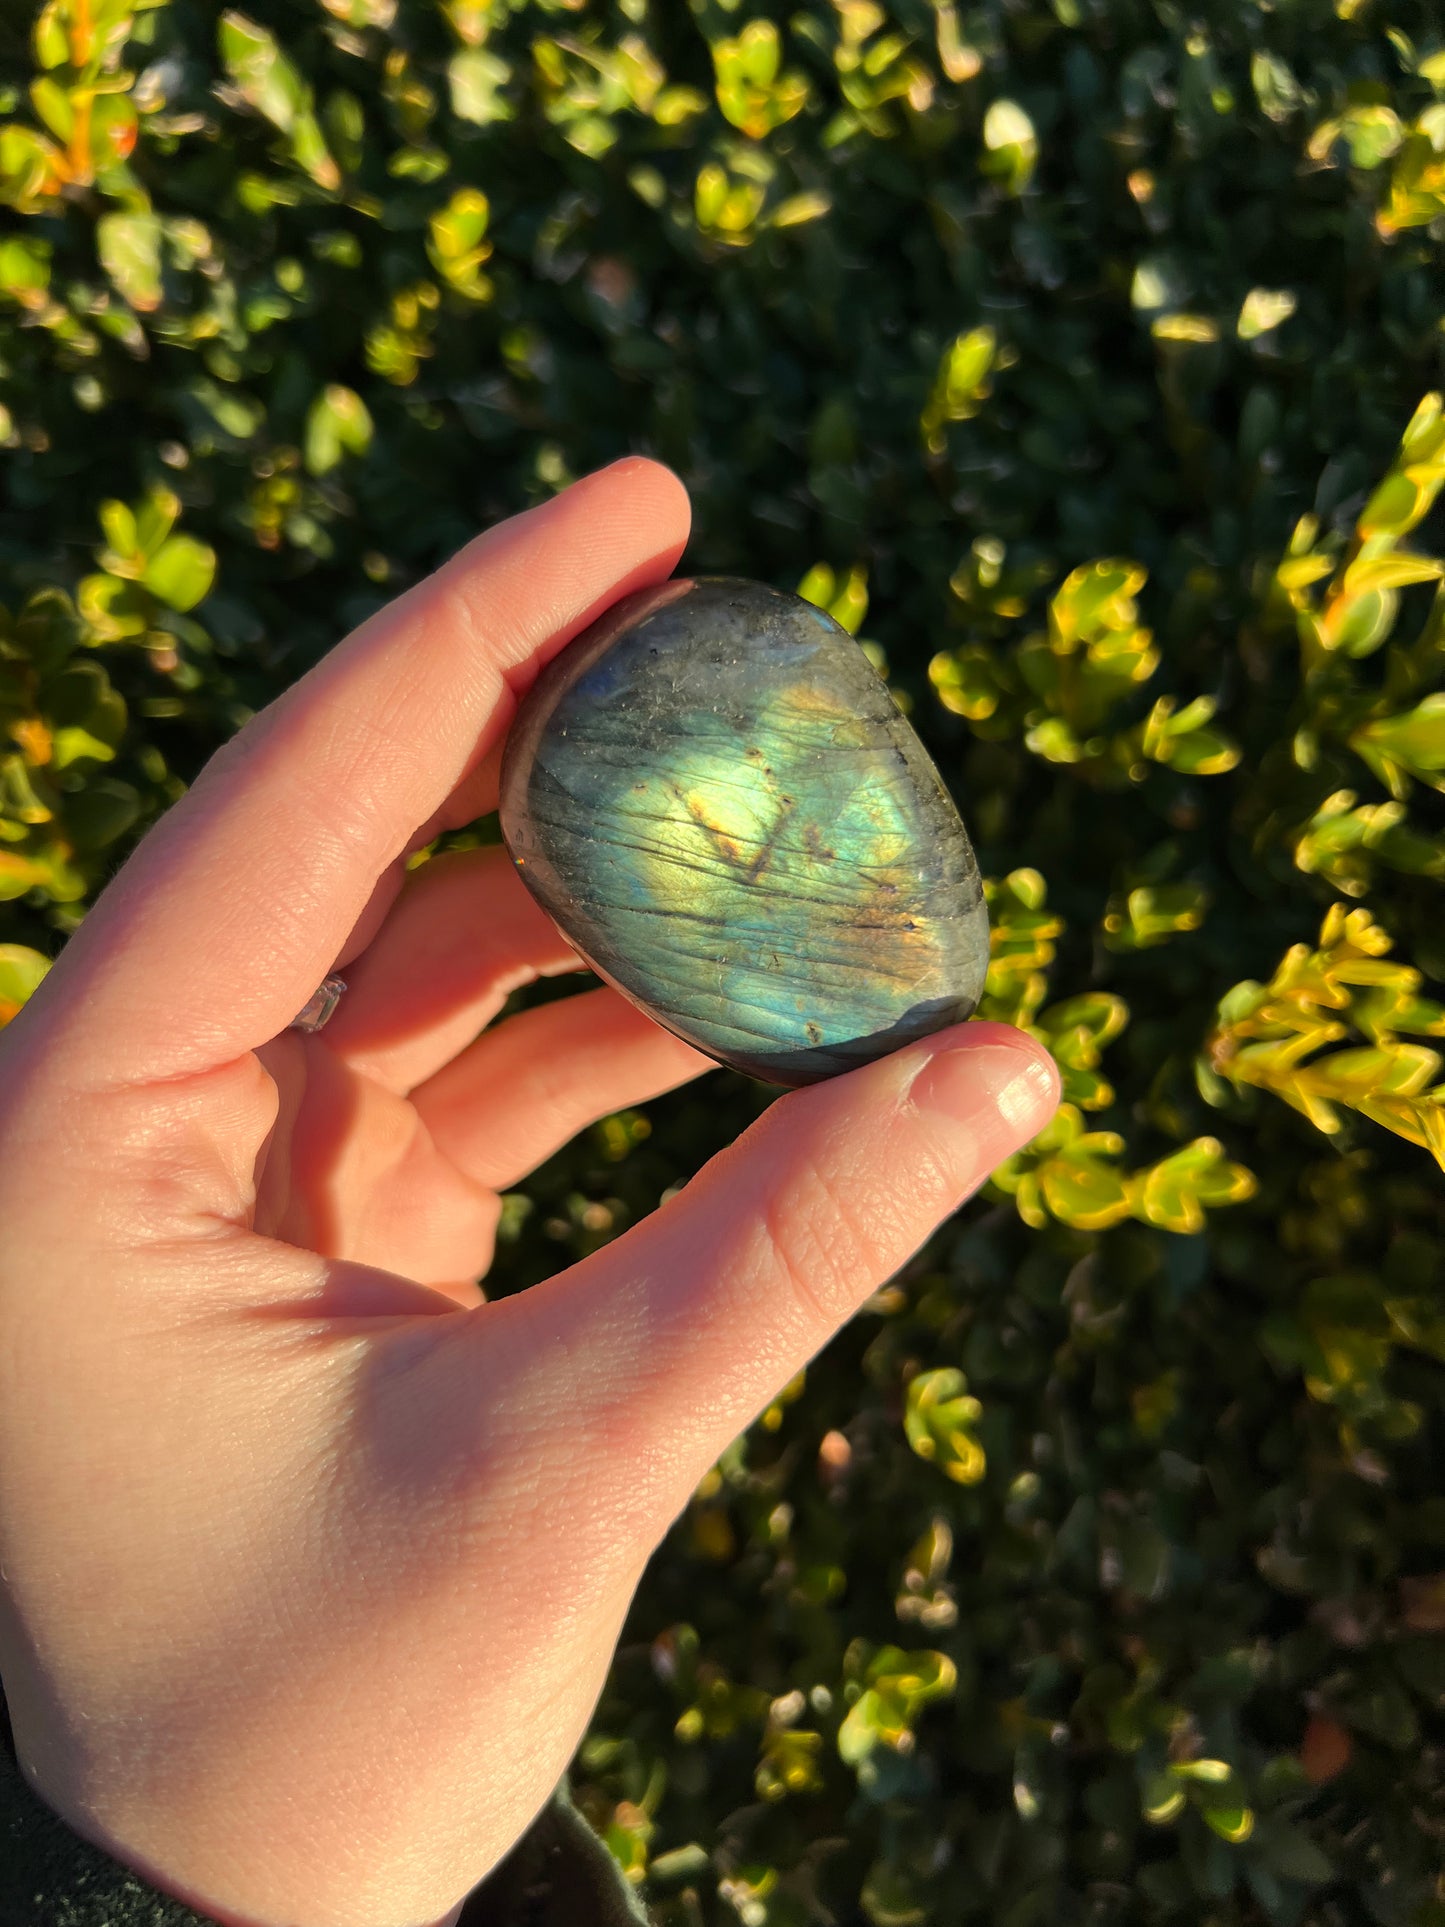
36,458,690,1086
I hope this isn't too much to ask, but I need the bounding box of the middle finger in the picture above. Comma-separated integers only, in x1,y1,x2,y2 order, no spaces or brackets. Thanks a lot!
319,845,584,1093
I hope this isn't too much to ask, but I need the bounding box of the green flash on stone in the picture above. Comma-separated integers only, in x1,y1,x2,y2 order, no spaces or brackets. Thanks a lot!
499,578,989,1085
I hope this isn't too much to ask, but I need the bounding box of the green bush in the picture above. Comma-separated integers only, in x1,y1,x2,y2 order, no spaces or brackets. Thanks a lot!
3,0,1445,1921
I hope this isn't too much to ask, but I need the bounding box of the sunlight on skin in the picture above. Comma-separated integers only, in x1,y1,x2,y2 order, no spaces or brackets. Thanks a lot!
0,461,1058,1927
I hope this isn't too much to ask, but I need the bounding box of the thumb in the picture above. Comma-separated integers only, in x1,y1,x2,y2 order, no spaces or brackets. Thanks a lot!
507,1020,1059,1540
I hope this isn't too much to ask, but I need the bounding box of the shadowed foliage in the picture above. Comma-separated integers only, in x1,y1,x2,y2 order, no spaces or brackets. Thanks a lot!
2,1,1444,1921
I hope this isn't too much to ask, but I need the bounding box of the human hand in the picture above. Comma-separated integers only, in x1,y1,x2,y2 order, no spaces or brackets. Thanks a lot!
0,461,1060,1927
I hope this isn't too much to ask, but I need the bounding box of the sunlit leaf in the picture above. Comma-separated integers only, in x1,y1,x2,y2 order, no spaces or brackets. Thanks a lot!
0,943,50,1023
96,211,163,313
142,535,216,612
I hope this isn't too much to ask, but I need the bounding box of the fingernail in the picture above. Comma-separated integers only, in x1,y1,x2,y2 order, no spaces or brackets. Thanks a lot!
908,1038,1060,1140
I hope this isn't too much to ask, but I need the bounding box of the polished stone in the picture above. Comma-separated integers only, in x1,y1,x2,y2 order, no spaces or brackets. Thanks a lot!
498,576,989,1085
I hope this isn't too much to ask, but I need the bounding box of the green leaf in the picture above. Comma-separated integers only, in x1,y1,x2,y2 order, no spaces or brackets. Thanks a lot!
29,76,73,143
0,234,51,300
921,327,997,449
1140,1143,1221,1233
181,377,266,448
1039,1154,1134,1229
220,11,304,131
1106,881,1211,949
89,92,139,177
940,327,997,399
78,574,150,641
427,187,493,299
45,662,125,767
1237,287,1297,339
903,1369,986,1484
770,190,831,227
134,489,180,561
1025,715,1090,764
1115,1516,1171,1598
1260,1828,1334,1884
1170,1758,1233,1784
1201,1800,1255,1844
32,2,68,70
838,1686,885,1764
981,98,1037,193
860,1859,927,1925
1358,471,1428,538
96,212,163,313
0,942,50,1021
220,11,338,186
448,49,511,125
305,384,374,475
1051,558,1147,643
1331,586,1398,657
290,110,340,190
1356,695,1445,783
98,499,140,568
1343,104,1404,167
1159,726,1241,776
1040,993,1129,1044
63,778,140,852
930,645,1003,721
1141,1771,1186,1824
0,852,50,902
1341,553,1444,594
142,536,216,612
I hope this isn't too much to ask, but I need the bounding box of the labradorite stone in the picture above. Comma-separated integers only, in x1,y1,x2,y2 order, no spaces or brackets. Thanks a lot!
497,577,989,1086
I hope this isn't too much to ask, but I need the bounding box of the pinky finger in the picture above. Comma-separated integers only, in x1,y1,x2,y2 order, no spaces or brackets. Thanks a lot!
412,987,713,1192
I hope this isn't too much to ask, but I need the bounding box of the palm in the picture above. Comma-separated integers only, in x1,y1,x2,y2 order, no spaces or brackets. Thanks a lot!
253,846,705,1305
256,1032,508,1301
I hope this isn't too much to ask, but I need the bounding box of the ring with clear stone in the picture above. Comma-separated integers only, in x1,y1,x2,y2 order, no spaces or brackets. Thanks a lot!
289,975,347,1033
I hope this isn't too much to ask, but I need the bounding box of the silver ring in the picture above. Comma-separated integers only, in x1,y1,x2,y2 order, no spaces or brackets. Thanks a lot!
290,975,347,1033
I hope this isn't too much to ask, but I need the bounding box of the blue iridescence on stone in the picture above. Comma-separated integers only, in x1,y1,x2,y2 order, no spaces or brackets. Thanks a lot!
498,577,990,1085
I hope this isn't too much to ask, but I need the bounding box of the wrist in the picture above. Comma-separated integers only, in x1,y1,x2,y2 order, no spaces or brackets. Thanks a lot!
2,1700,467,1927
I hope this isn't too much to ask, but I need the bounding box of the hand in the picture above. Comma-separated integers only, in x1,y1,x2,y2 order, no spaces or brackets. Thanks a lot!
0,461,1060,1927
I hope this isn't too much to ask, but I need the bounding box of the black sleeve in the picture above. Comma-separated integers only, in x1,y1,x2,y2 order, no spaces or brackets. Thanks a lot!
1,1693,654,1927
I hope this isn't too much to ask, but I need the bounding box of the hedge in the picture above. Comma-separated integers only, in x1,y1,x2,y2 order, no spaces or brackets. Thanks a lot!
2,1,1444,1922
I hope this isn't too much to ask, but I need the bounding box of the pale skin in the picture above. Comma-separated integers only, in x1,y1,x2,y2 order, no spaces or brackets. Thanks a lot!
0,461,1060,1927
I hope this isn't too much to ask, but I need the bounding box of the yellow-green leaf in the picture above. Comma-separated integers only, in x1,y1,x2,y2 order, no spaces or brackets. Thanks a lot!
142,535,216,612
96,211,163,313
0,943,50,1024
